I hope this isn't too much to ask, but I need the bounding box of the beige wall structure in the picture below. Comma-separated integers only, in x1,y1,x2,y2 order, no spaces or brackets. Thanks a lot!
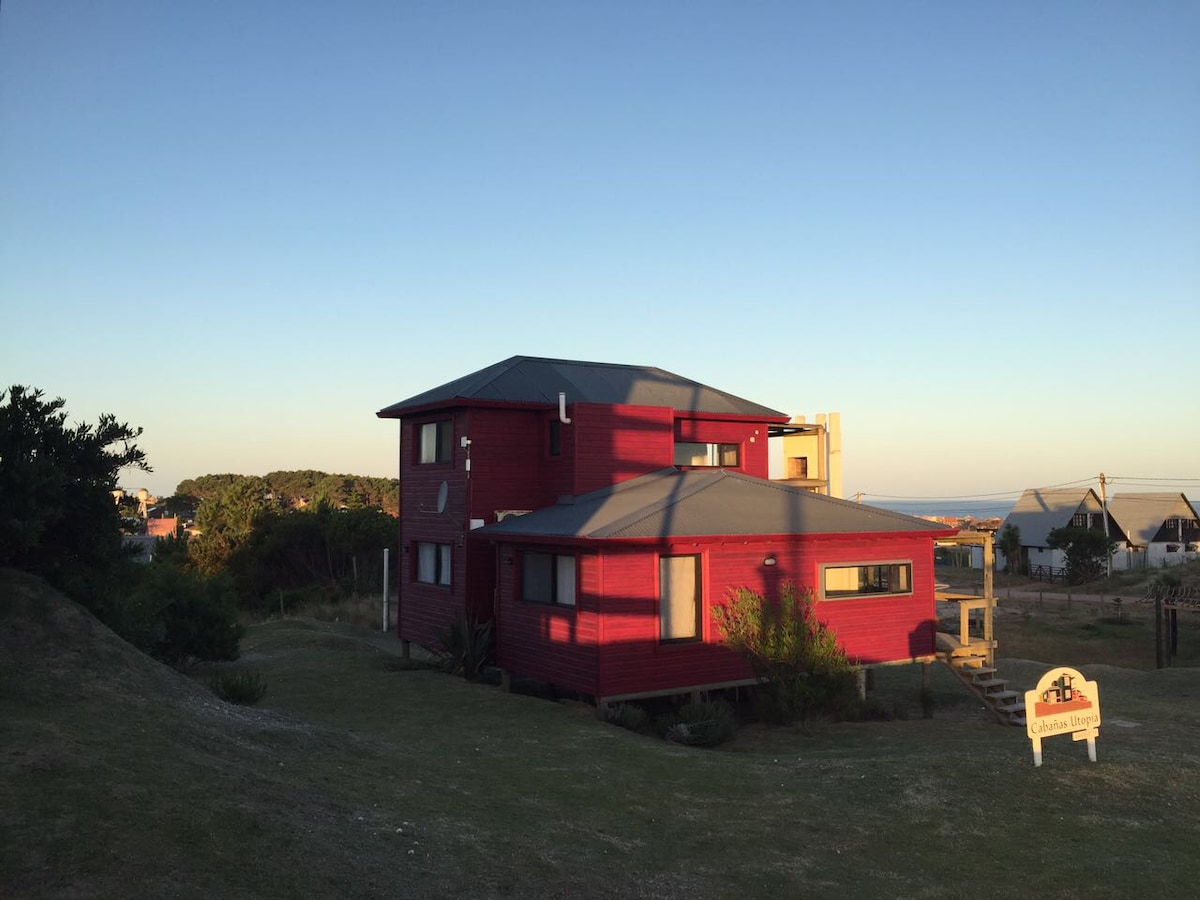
772,412,843,498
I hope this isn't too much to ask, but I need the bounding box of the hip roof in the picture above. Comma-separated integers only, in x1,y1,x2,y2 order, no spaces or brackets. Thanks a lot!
377,356,788,420
475,468,955,541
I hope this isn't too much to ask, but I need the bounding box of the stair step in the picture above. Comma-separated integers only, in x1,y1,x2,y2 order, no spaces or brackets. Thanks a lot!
935,632,997,656
974,679,1008,692
952,662,996,675
953,658,992,670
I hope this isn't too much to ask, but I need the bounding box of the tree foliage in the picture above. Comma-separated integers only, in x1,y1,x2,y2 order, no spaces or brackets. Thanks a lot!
998,523,1024,574
176,470,399,516
712,582,852,723
224,502,398,612
189,480,278,575
0,386,243,664
101,563,243,664
1046,525,1116,584
0,385,148,591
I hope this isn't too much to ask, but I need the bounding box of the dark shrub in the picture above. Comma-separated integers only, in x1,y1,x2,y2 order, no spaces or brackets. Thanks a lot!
433,617,493,681
209,669,267,705
658,698,738,747
607,703,653,735
114,564,243,665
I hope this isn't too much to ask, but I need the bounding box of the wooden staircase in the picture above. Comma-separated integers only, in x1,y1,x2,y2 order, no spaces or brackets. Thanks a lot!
936,631,1025,726
933,533,1024,727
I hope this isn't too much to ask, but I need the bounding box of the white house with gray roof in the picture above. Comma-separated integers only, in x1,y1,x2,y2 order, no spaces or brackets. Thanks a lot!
1106,493,1200,570
1000,487,1125,575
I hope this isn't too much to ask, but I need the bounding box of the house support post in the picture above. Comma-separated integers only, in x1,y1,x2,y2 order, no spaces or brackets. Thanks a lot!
855,668,867,701
1155,595,1164,669
984,535,996,667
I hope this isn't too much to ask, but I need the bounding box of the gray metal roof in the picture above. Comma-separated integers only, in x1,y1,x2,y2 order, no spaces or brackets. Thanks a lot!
1001,487,1104,547
377,356,787,419
475,469,954,541
1106,493,1200,546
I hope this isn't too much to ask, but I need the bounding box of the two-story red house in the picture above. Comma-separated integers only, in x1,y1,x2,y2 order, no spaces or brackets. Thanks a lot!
378,356,954,706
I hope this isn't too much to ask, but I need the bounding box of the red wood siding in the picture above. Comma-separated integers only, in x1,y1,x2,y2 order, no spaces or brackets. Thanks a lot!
463,407,559,517
570,403,675,495
493,544,601,695
807,536,939,664
595,546,751,697
704,535,941,665
398,410,470,647
674,416,772,477
491,532,941,699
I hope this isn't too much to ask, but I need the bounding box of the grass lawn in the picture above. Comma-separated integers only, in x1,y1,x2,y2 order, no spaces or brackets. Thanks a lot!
4,569,1200,899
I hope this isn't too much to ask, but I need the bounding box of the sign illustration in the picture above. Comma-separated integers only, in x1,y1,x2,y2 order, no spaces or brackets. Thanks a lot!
1024,666,1101,767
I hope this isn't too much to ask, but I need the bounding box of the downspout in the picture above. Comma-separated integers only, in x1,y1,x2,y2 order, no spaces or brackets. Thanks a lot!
558,392,572,424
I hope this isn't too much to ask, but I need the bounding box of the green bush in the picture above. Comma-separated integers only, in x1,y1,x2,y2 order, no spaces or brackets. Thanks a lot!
209,669,267,705
103,563,243,665
658,698,738,747
712,582,851,724
433,617,493,681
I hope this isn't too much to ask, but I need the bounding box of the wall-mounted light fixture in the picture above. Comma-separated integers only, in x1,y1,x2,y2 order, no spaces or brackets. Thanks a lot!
763,555,777,567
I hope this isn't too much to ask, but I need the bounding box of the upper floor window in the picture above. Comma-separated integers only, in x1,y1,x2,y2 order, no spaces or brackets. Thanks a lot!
415,541,451,586
521,552,576,606
418,420,452,464
822,562,912,600
674,442,739,468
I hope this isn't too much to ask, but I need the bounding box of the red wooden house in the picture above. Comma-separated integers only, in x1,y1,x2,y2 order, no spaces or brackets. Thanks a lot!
378,356,954,705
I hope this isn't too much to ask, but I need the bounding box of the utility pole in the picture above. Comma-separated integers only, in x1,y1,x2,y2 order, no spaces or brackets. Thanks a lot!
1098,472,1112,577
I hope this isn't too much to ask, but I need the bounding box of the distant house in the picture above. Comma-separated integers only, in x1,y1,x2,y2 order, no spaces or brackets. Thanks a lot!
1107,493,1200,570
1000,487,1123,575
146,517,179,539
377,355,955,704
121,535,157,564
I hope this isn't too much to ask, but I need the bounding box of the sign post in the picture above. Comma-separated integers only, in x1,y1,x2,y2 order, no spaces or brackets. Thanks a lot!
1024,666,1101,767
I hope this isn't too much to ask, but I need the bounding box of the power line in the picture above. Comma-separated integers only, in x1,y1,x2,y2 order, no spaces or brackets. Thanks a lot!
860,475,1097,501
1108,475,1200,483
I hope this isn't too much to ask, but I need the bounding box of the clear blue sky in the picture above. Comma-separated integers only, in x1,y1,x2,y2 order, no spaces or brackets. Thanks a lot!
3,2,1197,507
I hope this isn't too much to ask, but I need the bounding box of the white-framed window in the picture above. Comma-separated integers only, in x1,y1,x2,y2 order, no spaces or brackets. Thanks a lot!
520,552,576,606
417,420,452,464
415,541,451,585
660,554,701,641
673,441,739,468
821,561,912,600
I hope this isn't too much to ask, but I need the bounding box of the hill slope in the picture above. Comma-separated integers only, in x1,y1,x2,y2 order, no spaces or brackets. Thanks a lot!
3,569,1199,899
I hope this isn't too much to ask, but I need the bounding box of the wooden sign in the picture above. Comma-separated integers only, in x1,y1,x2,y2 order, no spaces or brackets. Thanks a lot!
1024,666,1101,767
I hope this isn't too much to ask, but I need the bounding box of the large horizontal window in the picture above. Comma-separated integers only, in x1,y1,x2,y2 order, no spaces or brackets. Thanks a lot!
415,541,451,586
822,562,912,599
417,420,452,464
674,441,739,468
521,552,576,607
